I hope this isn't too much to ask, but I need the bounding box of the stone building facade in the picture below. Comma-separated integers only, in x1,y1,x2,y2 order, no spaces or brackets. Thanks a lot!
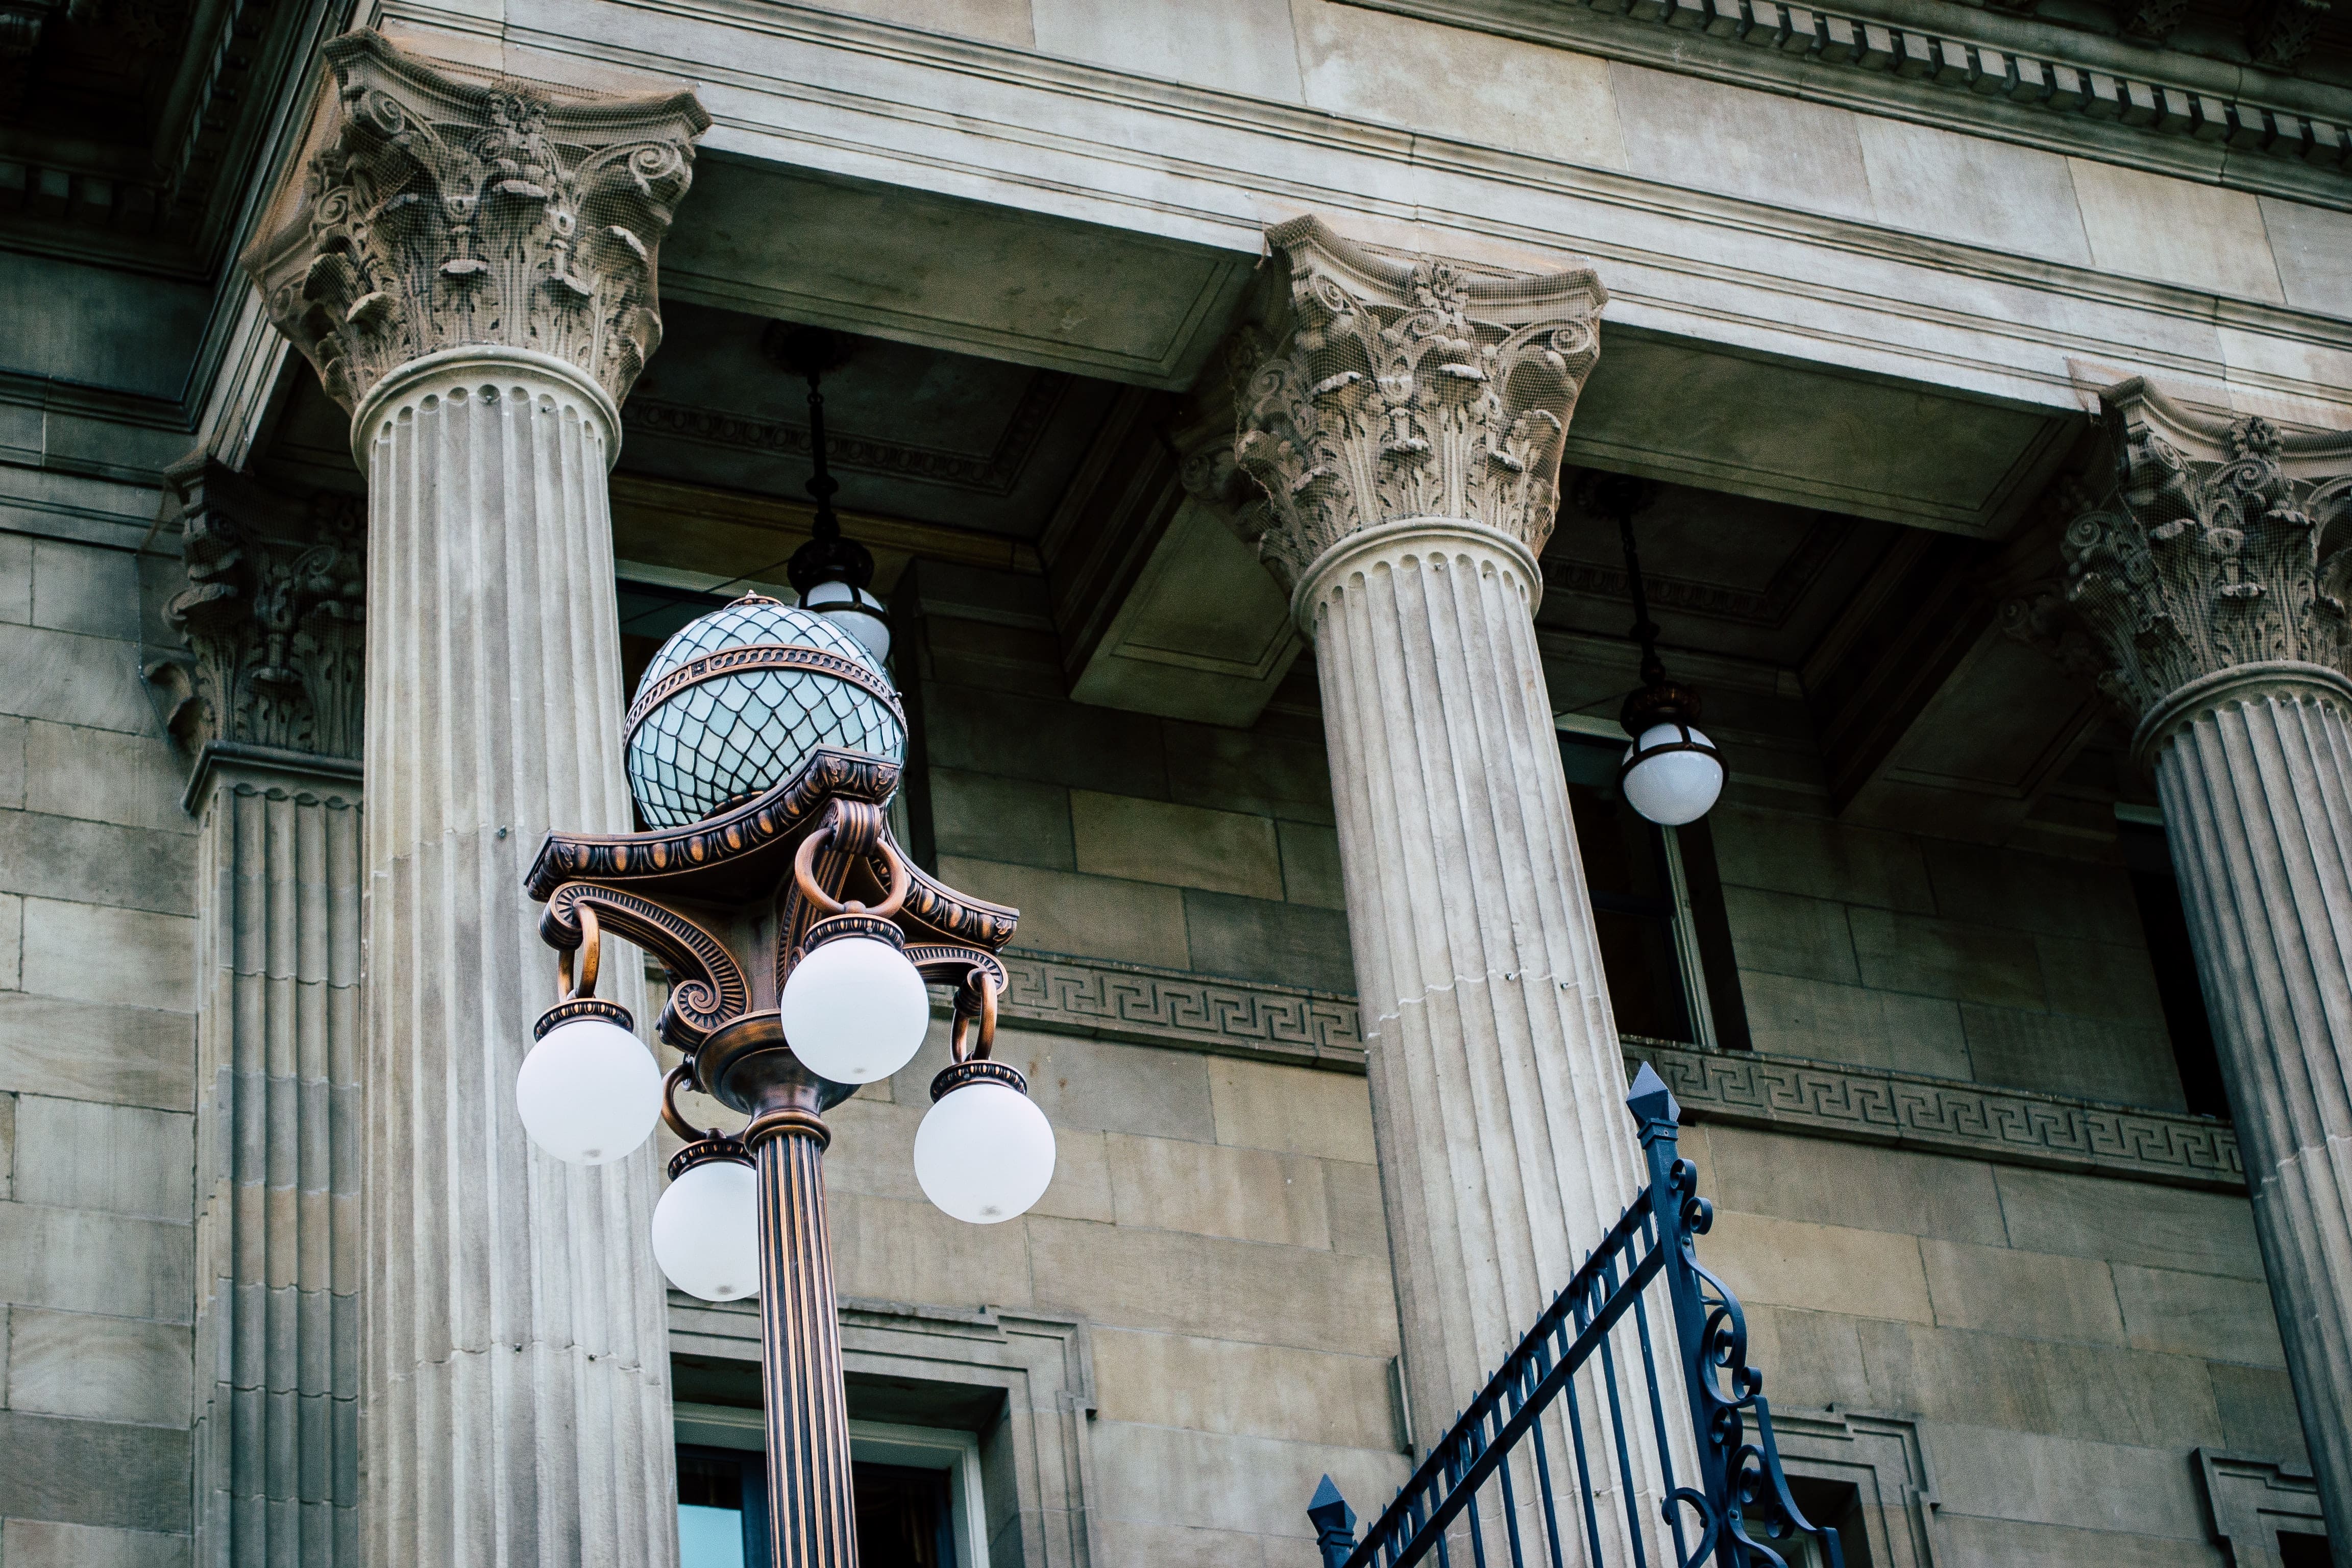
4,0,2351,1565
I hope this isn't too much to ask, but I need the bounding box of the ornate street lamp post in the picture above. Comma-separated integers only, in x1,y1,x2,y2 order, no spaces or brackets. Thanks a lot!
512,592,1050,1565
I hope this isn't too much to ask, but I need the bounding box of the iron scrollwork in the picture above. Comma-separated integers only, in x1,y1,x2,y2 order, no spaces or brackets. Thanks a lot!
1306,1064,1840,1568
541,881,748,1047
1651,1146,1841,1568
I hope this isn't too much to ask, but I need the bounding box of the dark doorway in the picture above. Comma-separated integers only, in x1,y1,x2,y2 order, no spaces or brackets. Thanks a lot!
1559,731,1749,1049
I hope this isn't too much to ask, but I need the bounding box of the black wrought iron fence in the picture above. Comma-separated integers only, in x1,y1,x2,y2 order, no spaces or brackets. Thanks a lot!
1308,1064,1842,1568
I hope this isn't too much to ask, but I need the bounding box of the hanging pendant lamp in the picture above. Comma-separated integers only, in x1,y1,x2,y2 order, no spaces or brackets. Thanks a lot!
1575,471,1727,827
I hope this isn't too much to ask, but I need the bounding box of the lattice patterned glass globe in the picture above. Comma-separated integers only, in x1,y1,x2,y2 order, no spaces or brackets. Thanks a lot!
626,595,906,828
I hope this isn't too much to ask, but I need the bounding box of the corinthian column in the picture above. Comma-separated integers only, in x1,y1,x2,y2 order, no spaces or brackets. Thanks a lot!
154,460,366,1568
1229,219,1675,1550
2060,381,2352,1555
241,31,708,1567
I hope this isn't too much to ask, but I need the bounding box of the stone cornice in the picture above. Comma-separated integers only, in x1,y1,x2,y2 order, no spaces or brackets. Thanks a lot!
1636,1034,2244,1190
1340,0,2352,208
1230,216,1605,594
1546,507,1855,629
392,0,2352,439
996,950,1368,1069
997,949,2245,1190
0,0,334,280
242,28,711,414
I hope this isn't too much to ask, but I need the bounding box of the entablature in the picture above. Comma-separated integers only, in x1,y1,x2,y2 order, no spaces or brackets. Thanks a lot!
378,0,2352,542
1342,0,2352,210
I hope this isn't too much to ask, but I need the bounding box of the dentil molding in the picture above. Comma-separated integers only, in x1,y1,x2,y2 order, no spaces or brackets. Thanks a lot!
241,28,710,415
1228,217,1606,595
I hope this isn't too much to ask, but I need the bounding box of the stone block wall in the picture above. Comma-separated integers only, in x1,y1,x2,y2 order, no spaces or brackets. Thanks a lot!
1709,801,2190,1110
814,1024,1408,1566
0,520,202,1562
910,565,1357,996
1697,1121,2296,1563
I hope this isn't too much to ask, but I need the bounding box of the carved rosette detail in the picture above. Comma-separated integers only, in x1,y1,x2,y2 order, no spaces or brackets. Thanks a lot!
2058,381,2352,724
241,28,710,413
1228,218,1605,594
151,458,366,760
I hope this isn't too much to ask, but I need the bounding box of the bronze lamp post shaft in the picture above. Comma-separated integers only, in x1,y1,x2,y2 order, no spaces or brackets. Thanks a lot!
754,1109,855,1566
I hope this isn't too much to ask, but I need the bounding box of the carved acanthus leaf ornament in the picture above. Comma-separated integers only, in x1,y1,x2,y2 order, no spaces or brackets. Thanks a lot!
2060,380,2352,724
241,29,710,413
151,459,366,761
1229,218,1605,593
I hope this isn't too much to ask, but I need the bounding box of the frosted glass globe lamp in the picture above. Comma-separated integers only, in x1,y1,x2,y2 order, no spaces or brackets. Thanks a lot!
1618,683,1725,828
780,914,930,1084
916,1061,1057,1226
652,1140,760,1302
799,578,890,666
777,812,930,1086
624,594,905,830
516,999,662,1166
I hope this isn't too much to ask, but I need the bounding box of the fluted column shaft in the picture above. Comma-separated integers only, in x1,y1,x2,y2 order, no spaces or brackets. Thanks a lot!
1305,520,1674,1556
2049,383,2352,1558
356,348,676,1568
1219,216,1672,1556
2150,667,2352,1547
191,749,364,1568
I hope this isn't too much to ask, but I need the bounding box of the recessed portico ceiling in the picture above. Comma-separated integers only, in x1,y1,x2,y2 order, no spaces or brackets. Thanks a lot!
657,152,2082,540
624,301,1123,541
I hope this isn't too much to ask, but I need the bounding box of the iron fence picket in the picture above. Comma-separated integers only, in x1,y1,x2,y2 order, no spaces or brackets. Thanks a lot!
1309,1064,1845,1568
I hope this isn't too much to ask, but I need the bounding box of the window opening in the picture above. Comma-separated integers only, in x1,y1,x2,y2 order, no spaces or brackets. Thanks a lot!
677,1444,765,1568
1776,1477,1873,1568
675,1404,987,1568
2282,1531,2333,1566
1559,726,1749,1049
2119,818,2230,1120
856,1462,957,1567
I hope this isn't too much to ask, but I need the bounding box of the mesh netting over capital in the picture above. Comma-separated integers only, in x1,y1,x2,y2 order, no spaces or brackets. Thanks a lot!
625,601,905,828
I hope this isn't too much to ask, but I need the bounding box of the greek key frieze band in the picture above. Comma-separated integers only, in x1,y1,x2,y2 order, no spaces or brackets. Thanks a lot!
622,642,908,745
991,950,2245,1191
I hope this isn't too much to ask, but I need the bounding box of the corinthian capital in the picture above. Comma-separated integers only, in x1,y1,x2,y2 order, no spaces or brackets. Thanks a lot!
241,29,709,414
2060,380,2352,739
1230,217,1605,594
149,459,366,763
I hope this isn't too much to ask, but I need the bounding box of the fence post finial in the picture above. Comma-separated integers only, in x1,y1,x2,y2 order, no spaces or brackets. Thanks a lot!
1625,1060,1681,1138
1308,1475,1357,1568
